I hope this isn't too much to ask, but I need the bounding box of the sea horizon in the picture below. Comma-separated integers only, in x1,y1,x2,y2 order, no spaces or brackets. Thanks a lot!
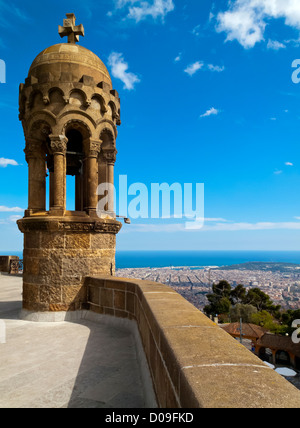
2,249,300,270
115,250,300,269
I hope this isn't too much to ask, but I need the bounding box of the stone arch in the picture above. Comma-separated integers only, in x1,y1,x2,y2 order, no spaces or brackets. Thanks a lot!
100,126,115,149
48,87,66,115
90,94,106,115
26,111,56,138
69,89,87,108
108,100,117,117
28,119,52,142
19,94,27,119
49,87,65,103
62,118,92,140
58,110,97,131
107,101,121,126
97,120,117,142
275,350,291,366
28,89,44,109
258,347,273,363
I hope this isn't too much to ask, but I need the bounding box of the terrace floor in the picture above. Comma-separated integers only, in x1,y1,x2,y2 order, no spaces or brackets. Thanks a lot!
0,274,151,408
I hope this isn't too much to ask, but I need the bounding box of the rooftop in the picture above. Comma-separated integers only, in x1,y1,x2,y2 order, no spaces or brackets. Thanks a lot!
221,323,268,340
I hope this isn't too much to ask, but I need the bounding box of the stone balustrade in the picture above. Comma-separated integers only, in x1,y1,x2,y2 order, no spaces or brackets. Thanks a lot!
85,275,300,408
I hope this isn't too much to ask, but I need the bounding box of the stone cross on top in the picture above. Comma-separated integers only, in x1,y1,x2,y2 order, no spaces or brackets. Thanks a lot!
58,13,84,44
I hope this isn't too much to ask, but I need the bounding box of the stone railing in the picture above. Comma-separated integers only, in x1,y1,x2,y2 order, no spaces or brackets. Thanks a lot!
85,276,300,408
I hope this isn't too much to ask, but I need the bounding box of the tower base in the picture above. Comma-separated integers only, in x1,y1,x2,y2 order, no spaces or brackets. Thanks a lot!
17,215,122,312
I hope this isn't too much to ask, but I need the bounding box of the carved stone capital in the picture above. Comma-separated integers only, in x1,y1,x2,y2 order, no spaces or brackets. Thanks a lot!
49,134,68,155
102,147,117,165
87,139,101,158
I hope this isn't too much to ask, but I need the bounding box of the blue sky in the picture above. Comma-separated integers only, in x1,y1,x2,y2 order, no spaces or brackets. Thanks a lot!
2,0,300,251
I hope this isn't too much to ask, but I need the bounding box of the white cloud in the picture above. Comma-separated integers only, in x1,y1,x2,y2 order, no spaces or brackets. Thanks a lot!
274,170,283,175
267,39,286,50
184,61,204,76
0,206,24,212
108,52,140,90
285,162,294,166
115,0,175,23
202,221,300,231
216,0,300,49
192,24,202,36
204,217,231,222
174,53,182,62
200,107,220,118
0,214,22,225
8,215,22,222
0,158,19,168
184,62,225,76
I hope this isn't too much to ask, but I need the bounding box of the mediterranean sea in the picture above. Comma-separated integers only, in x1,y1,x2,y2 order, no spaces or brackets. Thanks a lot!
2,250,300,270
115,250,300,269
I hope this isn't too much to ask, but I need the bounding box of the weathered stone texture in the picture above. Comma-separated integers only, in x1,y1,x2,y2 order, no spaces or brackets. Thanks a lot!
85,276,300,409
21,229,117,312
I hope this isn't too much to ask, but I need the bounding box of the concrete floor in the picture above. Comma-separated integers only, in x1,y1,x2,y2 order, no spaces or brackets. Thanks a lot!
0,274,150,408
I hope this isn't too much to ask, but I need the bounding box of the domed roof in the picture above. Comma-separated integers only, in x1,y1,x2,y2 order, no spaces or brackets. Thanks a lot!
28,43,112,87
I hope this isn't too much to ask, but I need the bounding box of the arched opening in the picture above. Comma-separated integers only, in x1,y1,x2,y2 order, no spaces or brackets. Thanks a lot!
45,135,52,211
66,129,84,211
258,347,273,363
275,350,291,366
26,121,52,213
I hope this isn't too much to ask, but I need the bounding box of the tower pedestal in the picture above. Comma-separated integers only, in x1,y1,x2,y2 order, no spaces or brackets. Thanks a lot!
18,14,123,316
18,215,122,312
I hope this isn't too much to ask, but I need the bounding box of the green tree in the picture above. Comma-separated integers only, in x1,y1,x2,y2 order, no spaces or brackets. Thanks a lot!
230,284,247,305
251,310,282,334
243,288,281,317
229,303,257,323
212,280,232,297
204,281,232,317
280,309,300,335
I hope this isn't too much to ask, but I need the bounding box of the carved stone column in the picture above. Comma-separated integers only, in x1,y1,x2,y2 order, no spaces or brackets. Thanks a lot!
24,138,46,214
98,151,108,213
49,134,68,215
102,147,117,215
85,139,101,215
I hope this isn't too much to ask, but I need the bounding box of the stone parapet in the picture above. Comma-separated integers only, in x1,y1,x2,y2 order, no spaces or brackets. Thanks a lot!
86,276,300,409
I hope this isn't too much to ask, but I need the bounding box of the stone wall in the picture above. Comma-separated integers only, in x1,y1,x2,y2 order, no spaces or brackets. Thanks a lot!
86,276,300,408
0,256,19,273
21,229,116,312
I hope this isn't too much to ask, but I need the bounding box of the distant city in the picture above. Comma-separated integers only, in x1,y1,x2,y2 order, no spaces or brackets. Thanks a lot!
116,262,300,311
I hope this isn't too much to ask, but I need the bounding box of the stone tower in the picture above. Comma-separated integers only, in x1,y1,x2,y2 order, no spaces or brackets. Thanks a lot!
17,14,122,315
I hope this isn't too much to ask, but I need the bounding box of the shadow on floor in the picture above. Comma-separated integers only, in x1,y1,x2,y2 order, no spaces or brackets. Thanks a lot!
66,318,147,408
0,300,22,320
